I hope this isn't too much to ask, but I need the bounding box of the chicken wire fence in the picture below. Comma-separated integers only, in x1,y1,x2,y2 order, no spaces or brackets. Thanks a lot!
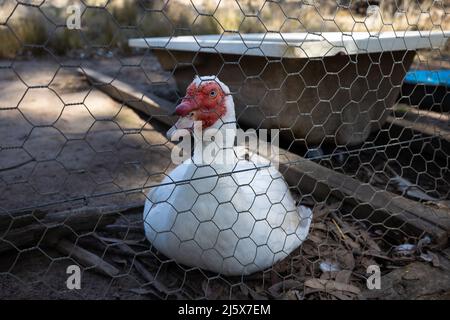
0,0,449,300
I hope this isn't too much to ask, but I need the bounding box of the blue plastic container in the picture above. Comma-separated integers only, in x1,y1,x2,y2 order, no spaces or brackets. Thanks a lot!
401,69,449,110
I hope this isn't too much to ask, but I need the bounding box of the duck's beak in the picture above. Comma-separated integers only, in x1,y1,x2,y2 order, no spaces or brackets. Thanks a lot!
166,101,196,141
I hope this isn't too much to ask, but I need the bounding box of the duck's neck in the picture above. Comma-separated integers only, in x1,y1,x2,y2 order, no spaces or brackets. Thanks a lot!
192,104,237,165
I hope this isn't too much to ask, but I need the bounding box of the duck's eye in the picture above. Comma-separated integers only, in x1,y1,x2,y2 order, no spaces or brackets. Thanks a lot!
209,90,217,97
189,112,195,117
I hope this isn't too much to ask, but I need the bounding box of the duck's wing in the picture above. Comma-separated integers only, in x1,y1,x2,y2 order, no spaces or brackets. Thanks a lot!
145,159,196,204
232,151,313,240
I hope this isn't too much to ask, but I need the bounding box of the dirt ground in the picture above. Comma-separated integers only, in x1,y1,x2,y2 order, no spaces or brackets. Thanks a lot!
1,52,450,300
2,201,450,300
0,55,177,213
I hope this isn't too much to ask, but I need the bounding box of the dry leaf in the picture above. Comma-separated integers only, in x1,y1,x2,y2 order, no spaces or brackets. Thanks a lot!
283,289,303,300
311,222,328,232
335,270,353,284
305,278,361,294
362,250,392,261
202,280,225,299
360,233,382,252
313,205,331,220
329,290,355,300
248,289,268,300
360,256,377,269
429,251,440,267
344,237,361,250
337,249,355,270
308,233,324,244
302,241,318,256
268,280,302,298
128,287,157,296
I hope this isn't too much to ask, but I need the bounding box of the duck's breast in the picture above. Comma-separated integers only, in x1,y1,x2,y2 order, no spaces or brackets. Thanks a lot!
143,158,312,275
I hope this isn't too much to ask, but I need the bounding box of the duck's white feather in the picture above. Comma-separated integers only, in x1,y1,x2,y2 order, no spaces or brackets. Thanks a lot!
143,152,312,275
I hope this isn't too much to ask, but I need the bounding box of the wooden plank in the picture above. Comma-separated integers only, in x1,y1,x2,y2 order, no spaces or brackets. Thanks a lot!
387,105,450,142
0,203,142,254
80,68,450,246
56,238,120,277
78,67,176,127
387,116,450,141
386,103,450,142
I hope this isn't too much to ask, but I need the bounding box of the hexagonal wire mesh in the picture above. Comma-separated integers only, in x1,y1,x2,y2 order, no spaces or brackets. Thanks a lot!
0,0,449,300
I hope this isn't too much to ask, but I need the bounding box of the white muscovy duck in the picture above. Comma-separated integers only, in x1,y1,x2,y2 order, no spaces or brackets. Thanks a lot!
143,75,312,275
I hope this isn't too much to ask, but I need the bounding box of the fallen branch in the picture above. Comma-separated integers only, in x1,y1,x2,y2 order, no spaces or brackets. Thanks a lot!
387,114,450,143
268,280,302,298
94,234,148,248
55,238,120,277
0,204,143,255
85,234,154,260
98,224,144,235
131,254,183,298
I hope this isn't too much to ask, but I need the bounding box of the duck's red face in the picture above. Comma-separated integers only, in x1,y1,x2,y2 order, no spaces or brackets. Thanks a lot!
167,80,227,139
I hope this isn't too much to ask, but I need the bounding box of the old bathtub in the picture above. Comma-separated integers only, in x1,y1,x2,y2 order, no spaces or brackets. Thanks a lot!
129,31,450,146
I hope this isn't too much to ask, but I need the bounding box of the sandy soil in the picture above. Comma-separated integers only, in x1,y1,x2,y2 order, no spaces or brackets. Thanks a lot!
0,56,177,213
